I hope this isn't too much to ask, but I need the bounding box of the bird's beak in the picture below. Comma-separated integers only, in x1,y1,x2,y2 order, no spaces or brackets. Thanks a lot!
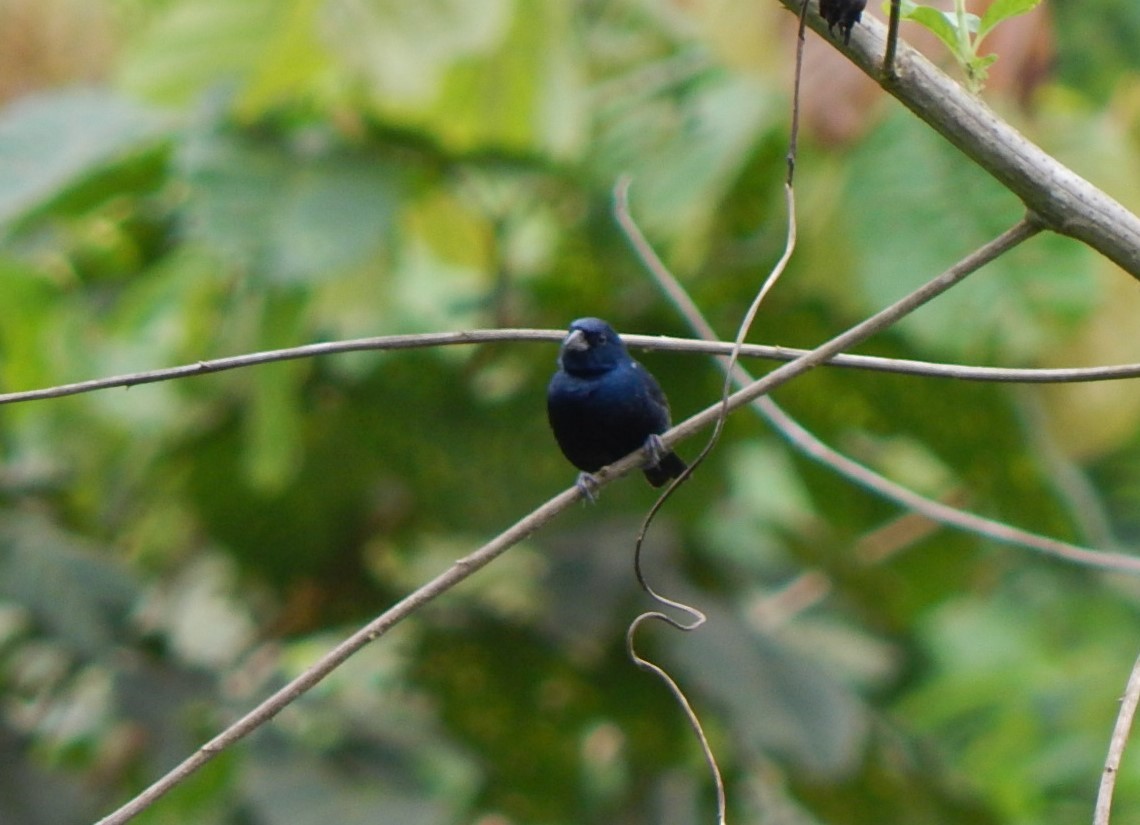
563,329,589,351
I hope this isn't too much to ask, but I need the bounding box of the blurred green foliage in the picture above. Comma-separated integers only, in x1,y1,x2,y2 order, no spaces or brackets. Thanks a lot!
3,0,1140,823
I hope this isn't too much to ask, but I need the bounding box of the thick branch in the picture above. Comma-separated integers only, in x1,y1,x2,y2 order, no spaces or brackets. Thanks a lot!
780,0,1140,279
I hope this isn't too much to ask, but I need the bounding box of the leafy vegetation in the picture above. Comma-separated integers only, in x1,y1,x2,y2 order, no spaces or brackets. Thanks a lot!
889,0,1043,91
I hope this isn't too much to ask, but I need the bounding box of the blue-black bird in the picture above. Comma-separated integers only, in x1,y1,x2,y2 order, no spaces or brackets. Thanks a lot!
547,318,687,491
819,0,866,44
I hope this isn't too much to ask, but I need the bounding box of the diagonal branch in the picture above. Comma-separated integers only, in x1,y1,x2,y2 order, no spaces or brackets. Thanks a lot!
780,0,1140,279
96,484,583,825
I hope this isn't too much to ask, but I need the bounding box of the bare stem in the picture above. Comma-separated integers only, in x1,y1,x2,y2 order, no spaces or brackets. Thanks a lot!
883,0,901,78
1094,654,1140,825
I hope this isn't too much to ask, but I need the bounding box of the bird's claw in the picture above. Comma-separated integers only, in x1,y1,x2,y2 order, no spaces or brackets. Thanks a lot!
575,472,600,504
644,434,669,469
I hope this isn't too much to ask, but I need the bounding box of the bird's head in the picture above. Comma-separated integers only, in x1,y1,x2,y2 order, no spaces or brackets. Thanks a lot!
558,317,628,375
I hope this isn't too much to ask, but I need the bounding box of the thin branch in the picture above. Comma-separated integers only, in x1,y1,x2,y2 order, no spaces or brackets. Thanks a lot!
781,0,1140,279
1095,653,1140,825
620,177,793,823
7,331,1140,409
759,400,1140,573
627,341,1140,384
0,331,558,405
786,0,811,182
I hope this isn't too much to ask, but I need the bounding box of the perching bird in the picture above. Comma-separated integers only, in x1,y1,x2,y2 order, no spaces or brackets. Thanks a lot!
547,317,686,493
819,0,866,44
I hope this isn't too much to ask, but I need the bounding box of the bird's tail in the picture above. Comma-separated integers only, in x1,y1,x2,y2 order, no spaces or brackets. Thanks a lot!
643,451,687,487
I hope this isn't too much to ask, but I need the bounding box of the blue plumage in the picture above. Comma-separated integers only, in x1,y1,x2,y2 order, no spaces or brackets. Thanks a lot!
547,318,686,489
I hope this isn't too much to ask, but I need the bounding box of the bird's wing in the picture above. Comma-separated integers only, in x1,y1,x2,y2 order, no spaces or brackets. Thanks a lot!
632,362,668,409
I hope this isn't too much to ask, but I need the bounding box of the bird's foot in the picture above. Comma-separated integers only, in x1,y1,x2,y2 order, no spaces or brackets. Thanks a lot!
644,434,669,468
575,472,600,504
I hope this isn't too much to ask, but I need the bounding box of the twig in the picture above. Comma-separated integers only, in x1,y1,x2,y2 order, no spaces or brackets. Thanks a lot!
786,0,810,182
1094,653,1140,825
759,400,1140,573
0,331,556,405
883,0,902,78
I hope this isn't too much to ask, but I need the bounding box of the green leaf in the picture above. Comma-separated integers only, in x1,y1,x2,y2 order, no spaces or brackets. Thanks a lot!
117,0,278,104
0,511,137,657
898,592,1134,822
978,0,1043,43
321,0,511,106
893,1,968,58
325,0,586,158
176,129,399,283
665,599,869,776
963,52,999,92
0,89,169,227
236,0,333,117
592,70,778,266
